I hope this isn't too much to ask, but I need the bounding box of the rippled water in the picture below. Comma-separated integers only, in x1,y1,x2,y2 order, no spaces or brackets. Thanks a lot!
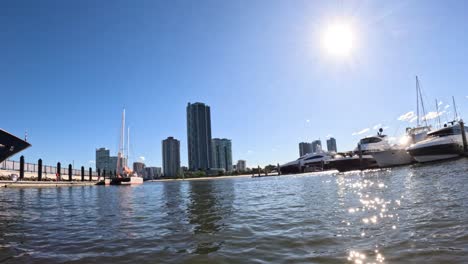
1,159,468,263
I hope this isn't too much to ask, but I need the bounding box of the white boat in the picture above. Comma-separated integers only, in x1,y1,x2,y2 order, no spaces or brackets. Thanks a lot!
108,109,144,185
407,122,467,163
280,152,332,174
372,126,431,167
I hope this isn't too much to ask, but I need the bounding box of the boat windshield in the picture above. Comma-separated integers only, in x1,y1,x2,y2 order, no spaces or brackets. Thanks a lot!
359,137,382,144
304,155,324,160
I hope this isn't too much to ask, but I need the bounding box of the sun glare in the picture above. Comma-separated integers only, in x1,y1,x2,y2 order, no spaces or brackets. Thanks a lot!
322,22,355,57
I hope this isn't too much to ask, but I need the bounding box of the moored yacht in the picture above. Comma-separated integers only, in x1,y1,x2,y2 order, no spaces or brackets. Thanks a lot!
280,152,332,174
0,129,31,163
407,122,467,163
325,132,387,172
372,126,431,167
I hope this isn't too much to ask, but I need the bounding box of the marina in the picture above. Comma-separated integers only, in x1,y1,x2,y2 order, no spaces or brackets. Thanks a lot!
1,159,468,263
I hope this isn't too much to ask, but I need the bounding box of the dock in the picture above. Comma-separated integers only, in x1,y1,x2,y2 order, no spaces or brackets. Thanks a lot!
1,180,99,188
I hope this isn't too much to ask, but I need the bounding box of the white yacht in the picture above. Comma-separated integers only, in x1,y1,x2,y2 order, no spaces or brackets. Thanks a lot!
372,126,431,167
407,122,467,163
280,152,332,174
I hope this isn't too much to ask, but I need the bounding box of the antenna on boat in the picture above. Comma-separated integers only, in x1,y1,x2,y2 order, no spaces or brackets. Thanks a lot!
435,99,441,128
452,96,459,121
117,108,126,176
24,131,28,142
416,76,428,127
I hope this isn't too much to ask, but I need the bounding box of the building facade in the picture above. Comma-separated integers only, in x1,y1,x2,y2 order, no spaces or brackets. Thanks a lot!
187,102,213,171
312,140,322,153
133,162,146,177
327,137,337,152
162,136,181,177
95,148,110,172
145,167,162,179
212,138,233,172
236,160,246,172
299,142,313,157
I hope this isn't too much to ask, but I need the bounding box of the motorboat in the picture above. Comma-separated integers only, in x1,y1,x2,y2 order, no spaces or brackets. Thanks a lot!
407,121,467,163
372,126,431,167
280,152,332,174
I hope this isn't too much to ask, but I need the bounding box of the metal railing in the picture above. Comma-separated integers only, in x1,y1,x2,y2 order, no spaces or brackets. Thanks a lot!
0,160,99,176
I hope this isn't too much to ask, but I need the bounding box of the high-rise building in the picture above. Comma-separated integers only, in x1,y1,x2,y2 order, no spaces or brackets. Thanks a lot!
327,137,337,152
133,162,146,177
236,160,246,172
162,136,181,177
145,167,162,179
95,148,110,172
299,142,313,157
312,140,322,153
212,138,233,172
187,102,213,171
108,156,118,174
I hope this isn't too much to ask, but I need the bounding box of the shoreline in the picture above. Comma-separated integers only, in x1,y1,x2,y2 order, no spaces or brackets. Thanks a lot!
147,173,266,182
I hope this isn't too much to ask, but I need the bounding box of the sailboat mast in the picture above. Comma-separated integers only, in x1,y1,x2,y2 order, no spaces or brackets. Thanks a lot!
435,99,441,128
416,76,420,127
127,126,130,167
416,76,428,127
452,96,459,121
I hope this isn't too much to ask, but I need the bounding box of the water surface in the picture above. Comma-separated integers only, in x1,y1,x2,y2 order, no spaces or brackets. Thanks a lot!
1,159,468,263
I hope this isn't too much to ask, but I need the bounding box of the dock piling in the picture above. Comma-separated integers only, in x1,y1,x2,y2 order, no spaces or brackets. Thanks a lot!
38,159,42,181
89,167,92,181
57,162,61,181
68,164,72,181
19,156,25,180
460,120,467,154
81,166,85,181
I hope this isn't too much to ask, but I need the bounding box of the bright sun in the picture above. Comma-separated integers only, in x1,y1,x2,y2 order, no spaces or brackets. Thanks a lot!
322,22,355,57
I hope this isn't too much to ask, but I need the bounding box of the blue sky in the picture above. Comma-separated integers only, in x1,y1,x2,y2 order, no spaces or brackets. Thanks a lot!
2,0,468,168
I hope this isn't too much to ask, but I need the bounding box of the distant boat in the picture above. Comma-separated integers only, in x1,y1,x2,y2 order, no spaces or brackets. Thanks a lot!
0,129,31,163
108,109,143,185
279,152,331,174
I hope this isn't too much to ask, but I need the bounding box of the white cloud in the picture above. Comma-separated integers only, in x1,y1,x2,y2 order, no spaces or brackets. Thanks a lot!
326,134,333,138
88,160,95,164
438,101,443,106
373,124,382,130
382,126,390,130
409,116,418,123
445,104,450,109
352,128,370,136
398,111,415,121
139,156,145,162
306,119,310,123
422,111,445,121
247,150,253,154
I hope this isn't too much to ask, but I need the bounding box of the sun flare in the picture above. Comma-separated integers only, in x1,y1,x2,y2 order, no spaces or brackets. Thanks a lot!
322,22,355,57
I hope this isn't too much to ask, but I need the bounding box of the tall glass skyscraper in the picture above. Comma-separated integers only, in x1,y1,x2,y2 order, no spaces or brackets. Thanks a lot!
212,138,232,172
327,137,337,152
162,136,181,177
187,102,213,171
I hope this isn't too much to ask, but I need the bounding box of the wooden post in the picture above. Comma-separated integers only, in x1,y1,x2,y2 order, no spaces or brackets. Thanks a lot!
38,159,42,181
68,164,72,181
19,156,25,180
98,168,101,181
89,167,92,181
81,166,85,181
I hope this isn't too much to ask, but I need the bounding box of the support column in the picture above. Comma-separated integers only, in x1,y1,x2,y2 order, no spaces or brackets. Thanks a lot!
81,166,85,181
89,167,92,181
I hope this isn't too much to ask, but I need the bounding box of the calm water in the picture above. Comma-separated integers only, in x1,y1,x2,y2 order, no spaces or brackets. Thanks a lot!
1,159,468,263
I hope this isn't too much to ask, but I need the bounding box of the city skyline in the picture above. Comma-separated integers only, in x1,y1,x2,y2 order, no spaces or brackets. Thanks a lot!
3,1,468,168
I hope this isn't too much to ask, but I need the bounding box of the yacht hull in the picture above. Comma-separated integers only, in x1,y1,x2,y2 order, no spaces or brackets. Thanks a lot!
408,142,463,163
372,149,414,167
325,156,378,172
109,176,143,185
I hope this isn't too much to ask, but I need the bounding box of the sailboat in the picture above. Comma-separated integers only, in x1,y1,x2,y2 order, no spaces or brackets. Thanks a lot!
372,76,431,167
108,109,144,185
